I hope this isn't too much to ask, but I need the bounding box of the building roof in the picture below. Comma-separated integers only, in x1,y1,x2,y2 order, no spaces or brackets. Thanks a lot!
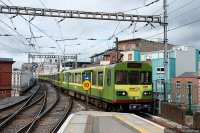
178,72,197,78
117,38,175,46
0,58,15,63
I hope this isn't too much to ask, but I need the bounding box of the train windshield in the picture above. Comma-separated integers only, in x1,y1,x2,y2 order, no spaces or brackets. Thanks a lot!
140,71,151,85
115,71,128,84
129,71,140,84
115,70,152,85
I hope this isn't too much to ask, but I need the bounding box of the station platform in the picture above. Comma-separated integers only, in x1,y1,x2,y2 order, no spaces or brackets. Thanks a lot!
58,111,165,133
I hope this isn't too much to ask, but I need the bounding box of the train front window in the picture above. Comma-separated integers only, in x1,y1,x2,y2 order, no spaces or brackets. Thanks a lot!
130,71,139,84
115,71,128,84
140,71,151,84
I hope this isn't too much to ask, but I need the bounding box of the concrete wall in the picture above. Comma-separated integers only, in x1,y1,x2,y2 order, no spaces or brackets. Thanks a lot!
152,58,176,94
12,70,21,90
175,46,196,77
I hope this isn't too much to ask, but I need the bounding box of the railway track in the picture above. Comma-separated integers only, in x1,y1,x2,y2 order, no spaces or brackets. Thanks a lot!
26,83,73,133
0,84,46,133
0,82,73,133
0,85,40,123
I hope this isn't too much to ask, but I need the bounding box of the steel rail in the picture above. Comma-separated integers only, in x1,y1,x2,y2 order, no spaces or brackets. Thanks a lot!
0,85,41,128
16,88,48,133
26,86,60,133
50,97,73,133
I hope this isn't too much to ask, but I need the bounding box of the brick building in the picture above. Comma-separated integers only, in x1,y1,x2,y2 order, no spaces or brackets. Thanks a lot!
0,58,15,98
171,72,200,105
117,38,174,52
90,38,173,65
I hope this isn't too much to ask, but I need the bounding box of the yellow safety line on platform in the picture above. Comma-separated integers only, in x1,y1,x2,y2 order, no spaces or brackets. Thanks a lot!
114,115,150,133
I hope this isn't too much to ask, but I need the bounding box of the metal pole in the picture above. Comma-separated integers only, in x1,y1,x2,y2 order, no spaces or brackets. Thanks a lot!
188,85,192,116
75,54,78,69
64,46,65,69
163,0,168,101
86,90,88,111
28,53,30,63
116,37,118,63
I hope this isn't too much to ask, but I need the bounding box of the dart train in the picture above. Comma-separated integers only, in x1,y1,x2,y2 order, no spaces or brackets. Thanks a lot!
38,61,153,111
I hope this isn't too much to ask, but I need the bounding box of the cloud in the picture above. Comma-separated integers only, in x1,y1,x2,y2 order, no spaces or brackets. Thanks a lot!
0,0,199,68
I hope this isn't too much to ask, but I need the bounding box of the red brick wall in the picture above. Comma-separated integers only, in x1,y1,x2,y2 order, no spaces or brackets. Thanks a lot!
0,62,13,97
171,77,199,105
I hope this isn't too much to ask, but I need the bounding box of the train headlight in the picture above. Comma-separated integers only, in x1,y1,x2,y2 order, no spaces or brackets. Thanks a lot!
122,92,126,96
143,91,152,96
116,91,127,96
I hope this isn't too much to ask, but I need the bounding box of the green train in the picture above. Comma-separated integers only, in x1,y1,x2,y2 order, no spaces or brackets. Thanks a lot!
39,61,153,111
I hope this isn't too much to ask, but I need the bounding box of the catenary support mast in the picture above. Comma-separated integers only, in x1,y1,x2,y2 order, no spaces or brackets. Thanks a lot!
163,0,168,101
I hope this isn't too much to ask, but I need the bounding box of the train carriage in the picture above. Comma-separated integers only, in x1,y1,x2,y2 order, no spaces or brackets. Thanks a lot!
39,61,153,111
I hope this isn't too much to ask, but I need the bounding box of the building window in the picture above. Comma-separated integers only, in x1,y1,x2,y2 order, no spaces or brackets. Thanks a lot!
146,55,151,61
187,82,192,89
128,54,132,60
156,67,164,74
176,81,181,88
176,93,181,102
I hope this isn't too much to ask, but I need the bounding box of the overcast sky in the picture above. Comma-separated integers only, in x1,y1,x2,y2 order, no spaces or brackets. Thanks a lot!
0,0,200,68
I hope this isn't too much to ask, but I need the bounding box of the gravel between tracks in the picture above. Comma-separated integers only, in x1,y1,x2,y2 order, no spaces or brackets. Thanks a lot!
29,83,70,133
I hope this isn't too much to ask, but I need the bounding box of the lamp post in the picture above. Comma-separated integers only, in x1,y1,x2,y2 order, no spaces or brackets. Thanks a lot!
75,53,81,69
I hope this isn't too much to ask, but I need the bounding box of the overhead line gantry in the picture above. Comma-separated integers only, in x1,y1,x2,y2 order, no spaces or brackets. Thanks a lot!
0,5,161,23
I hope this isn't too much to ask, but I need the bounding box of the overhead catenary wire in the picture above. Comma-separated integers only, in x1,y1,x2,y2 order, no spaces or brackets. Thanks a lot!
121,0,161,13
168,3,200,22
124,0,196,40
0,19,31,51
144,18,200,40
0,42,27,53
151,0,178,15
38,0,65,54
168,0,196,15
0,24,27,52
2,0,64,54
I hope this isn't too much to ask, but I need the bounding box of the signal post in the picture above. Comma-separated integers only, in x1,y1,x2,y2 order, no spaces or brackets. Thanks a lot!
82,76,91,111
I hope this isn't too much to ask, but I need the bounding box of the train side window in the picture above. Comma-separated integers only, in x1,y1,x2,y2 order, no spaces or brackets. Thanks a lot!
72,74,75,83
77,73,81,84
92,72,96,85
64,73,68,82
98,72,103,86
57,74,59,81
69,74,71,82
82,73,85,83
75,73,77,83
130,71,139,84
107,70,111,86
